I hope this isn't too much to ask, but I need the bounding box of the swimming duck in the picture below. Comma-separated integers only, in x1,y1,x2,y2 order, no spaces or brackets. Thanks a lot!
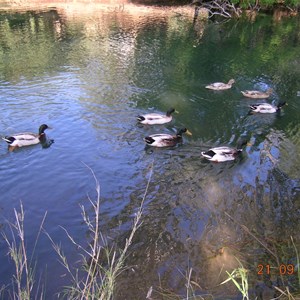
201,138,249,162
241,88,273,99
2,124,51,151
205,79,235,90
144,128,192,147
249,101,286,114
137,108,176,125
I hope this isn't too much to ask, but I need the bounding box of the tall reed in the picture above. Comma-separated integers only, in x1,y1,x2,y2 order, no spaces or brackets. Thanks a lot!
45,163,152,299
1,203,46,300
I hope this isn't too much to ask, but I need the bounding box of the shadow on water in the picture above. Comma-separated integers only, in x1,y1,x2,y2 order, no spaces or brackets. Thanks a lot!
0,5,300,300
113,142,300,299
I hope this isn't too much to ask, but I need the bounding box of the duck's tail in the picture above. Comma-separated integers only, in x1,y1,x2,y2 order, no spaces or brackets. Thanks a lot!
137,115,145,122
2,136,11,143
201,150,215,159
249,104,257,110
144,136,155,145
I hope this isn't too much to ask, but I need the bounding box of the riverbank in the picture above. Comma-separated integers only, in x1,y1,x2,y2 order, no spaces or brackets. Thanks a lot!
0,1,204,21
0,0,297,21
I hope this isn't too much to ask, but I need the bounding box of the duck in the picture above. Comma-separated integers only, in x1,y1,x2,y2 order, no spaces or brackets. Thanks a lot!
2,124,51,151
249,101,287,114
137,108,176,125
201,138,249,162
241,88,273,99
205,79,235,90
144,128,192,147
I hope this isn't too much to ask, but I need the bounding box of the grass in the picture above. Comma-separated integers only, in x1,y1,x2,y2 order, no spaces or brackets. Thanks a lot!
44,163,152,299
1,162,300,300
220,254,300,300
1,203,47,300
220,258,249,300
221,213,300,300
1,162,152,299
291,236,300,288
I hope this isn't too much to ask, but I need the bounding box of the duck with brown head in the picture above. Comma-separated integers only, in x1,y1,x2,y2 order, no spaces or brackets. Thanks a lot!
205,79,235,90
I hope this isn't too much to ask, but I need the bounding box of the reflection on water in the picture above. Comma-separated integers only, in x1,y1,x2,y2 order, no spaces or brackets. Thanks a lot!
0,5,300,299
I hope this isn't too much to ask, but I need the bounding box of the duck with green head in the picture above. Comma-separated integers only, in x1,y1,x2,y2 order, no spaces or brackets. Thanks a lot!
137,108,177,125
144,128,192,147
249,101,287,114
201,138,249,162
2,124,51,151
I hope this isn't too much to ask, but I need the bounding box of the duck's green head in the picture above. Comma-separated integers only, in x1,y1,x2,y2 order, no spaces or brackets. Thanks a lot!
39,124,50,135
277,101,287,109
236,137,249,149
166,108,176,116
177,128,192,137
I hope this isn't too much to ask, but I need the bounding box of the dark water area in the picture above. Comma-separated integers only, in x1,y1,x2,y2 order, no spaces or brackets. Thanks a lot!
0,5,300,299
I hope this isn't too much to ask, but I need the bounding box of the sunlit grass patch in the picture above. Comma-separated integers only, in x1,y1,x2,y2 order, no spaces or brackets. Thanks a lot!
220,257,249,300
1,203,47,300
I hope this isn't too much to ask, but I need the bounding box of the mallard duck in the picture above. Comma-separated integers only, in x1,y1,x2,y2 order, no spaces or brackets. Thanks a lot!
201,138,248,162
241,88,273,99
144,128,192,147
137,108,176,125
2,124,51,151
205,79,235,90
249,101,286,114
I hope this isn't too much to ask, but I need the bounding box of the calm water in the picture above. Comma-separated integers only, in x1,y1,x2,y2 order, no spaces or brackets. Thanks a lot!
0,6,300,299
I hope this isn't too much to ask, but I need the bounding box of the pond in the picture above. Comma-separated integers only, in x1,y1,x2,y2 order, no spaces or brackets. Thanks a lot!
0,4,300,299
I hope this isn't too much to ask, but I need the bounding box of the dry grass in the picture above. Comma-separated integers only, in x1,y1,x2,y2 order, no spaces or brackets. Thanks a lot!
0,162,152,299
1,203,47,300
44,163,152,299
1,163,299,300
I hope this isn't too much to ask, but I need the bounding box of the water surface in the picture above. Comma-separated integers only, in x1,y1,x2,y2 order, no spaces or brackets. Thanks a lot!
0,6,300,299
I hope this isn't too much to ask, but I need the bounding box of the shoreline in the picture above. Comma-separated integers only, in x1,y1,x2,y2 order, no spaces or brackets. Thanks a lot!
0,2,209,22
0,1,297,21
0,1,197,15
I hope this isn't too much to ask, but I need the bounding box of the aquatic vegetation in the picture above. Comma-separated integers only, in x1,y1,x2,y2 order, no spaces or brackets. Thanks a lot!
220,258,249,300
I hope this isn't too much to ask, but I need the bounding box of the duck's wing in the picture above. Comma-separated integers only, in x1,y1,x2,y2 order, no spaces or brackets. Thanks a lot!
242,90,260,97
144,133,172,142
144,133,176,147
250,103,273,111
210,146,236,155
201,147,236,162
13,132,39,140
242,91,270,99
13,133,40,146
138,113,171,124
140,113,165,119
246,90,259,95
207,82,224,88
151,133,174,140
